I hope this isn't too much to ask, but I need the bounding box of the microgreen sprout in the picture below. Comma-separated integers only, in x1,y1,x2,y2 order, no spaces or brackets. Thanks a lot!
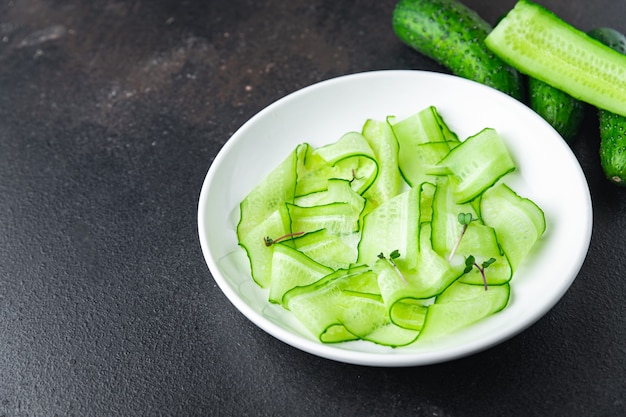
464,255,496,291
448,212,475,262
349,168,363,185
263,231,305,247
378,250,407,285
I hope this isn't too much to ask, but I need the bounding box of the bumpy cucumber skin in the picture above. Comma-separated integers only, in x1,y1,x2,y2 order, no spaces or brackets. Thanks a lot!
528,77,584,142
588,28,626,185
598,111,626,185
392,0,523,100
588,27,626,52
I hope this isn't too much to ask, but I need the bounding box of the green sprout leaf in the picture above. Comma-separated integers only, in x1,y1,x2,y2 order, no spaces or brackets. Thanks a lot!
448,212,476,262
458,212,473,225
263,231,305,247
463,255,496,291
379,250,407,285
463,255,476,274
482,257,496,269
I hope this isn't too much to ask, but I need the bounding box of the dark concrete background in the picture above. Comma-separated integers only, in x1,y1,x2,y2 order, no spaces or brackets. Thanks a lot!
0,1,624,416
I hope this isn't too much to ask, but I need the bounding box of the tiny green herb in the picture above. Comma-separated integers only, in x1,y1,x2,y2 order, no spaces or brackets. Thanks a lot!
448,212,475,262
263,231,306,247
464,255,496,291
378,250,407,285
349,168,363,185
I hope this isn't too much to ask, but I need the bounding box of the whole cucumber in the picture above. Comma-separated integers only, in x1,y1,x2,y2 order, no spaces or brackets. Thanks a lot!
392,0,523,100
528,77,584,142
588,27,626,185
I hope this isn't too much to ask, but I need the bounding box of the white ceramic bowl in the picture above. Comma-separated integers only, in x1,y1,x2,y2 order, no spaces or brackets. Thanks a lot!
198,70,592,367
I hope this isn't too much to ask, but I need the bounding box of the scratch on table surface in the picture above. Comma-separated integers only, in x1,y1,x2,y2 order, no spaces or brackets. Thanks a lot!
18,24,67,47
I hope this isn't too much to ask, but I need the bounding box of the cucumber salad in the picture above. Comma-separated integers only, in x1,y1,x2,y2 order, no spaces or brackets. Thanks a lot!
236,105,546,348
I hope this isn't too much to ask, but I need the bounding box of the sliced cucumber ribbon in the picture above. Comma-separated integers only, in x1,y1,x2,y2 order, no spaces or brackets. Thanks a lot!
237,105,545,347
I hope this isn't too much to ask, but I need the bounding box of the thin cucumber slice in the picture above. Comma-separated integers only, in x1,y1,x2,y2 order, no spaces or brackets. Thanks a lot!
374,257,425,329
293,190,327,207
337,266,382,296
413,142,459,184
237,147,297,241
317,325,359,343
432,108,460,143
236,104,547,348
374,222,462,330
485,0,626,117
287,201,361,235
389,105,459,147
480,183,546,272
295,140,376,198
283,264,373,304
382,298,428,331
313,131,376,163
294,179,365,216
362,321,420,347
286,277,359,343
357,187,421,269
290,228,359,270
268,243,333,306
389,106,459,186
417,282,510,343
295,143,336,197
338,295,391,339
333,156,379,195
238,205,291,288
286,267,419,347
410,222,464,297
436,128,516,203
419,181,437,224
285,269,373,339
456,222,512,286
326,178,366,214
312,131,379,194
430,176,480,257
361,118,404,210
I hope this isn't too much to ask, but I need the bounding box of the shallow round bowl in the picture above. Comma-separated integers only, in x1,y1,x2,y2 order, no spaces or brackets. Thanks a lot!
198,70,592,367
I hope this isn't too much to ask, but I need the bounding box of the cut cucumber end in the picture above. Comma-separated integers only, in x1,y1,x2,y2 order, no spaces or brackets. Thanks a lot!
486,0,626,117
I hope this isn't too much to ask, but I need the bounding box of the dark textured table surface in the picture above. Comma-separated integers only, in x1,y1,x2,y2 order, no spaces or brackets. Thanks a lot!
1,0,625,416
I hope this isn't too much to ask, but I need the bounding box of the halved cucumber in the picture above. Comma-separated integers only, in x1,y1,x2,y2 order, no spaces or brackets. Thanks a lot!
392,0,524,99
485,0,626,117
